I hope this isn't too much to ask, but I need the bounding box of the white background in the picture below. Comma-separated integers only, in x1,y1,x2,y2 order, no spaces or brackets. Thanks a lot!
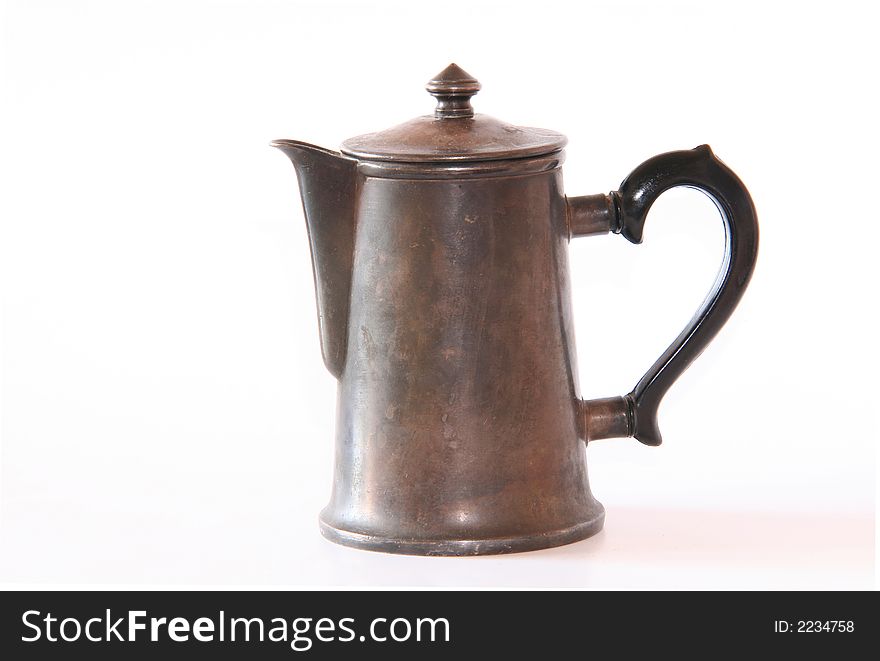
1,0,876,589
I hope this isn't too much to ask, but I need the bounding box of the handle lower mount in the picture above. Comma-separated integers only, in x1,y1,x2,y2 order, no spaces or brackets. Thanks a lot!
568,145,759,446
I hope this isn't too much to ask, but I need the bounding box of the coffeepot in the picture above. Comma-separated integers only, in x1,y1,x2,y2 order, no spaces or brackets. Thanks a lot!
273,64,758,555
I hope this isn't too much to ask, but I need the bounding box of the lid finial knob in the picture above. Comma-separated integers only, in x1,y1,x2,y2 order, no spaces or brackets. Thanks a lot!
426,63,481,119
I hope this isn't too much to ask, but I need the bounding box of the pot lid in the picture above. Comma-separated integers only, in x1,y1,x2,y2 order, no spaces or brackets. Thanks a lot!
340,64,567,163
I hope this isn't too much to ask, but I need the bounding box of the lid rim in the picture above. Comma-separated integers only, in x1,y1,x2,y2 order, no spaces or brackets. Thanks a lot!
339,143,567,164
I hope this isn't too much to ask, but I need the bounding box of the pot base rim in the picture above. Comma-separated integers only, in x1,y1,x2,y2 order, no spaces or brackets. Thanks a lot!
318,510,605,557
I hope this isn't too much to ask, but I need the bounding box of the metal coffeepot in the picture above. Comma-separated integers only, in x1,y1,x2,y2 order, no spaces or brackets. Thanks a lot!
273,64,758,555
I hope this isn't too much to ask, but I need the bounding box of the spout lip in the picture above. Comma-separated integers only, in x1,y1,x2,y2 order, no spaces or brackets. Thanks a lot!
270,138,340,157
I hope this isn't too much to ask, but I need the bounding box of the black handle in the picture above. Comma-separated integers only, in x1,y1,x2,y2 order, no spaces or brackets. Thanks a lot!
572,145,759,446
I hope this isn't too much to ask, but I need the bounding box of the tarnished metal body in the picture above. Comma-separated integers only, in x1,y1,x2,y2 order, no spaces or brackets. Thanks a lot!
325,167,603,554
273,65,759,555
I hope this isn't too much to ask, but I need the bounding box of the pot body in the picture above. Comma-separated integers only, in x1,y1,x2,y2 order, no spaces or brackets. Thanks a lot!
320,162,604,555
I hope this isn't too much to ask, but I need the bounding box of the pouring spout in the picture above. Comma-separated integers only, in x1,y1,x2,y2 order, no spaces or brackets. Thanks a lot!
272,140,358,379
